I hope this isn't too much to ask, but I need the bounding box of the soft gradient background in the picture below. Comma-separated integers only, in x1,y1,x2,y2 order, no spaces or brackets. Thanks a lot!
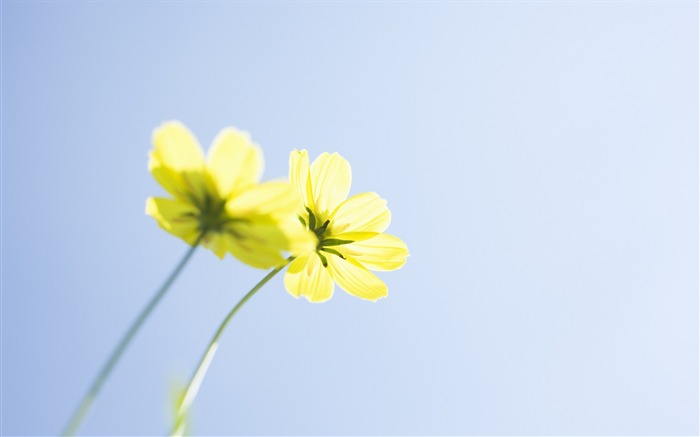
2,2,698,436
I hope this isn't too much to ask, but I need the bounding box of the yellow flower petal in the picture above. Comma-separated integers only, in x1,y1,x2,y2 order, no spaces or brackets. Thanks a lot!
338,234,408,271
227,237,287,269
226,181,298,219
207,128,263,198
149,165,185,200
201,232,230,259
146,197,200,245
276,217,318,256
225,180,317,256
289,149,314,211
327,255,388,301
332,232,381,242
150,122,208,201
310,152,351,219
225,221,289,269
328,192,391,235
284,253,334,303
150,121,205,172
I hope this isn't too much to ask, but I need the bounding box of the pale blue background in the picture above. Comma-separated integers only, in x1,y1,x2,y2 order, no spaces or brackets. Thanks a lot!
2,1,698,436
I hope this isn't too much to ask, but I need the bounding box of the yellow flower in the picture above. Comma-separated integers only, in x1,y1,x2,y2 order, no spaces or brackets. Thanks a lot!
146,121,311,268
284,150,408,302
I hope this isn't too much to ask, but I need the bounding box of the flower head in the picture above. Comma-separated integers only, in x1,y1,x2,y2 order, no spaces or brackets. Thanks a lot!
147,121,312,268
284,150,409,302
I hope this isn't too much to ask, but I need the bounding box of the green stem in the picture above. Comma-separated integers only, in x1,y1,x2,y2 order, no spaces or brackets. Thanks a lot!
171,258,292,436
63,236,204,436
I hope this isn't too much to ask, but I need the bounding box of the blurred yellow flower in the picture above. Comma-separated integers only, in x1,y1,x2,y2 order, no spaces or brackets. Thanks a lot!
147,121,311,268
284,150,408,302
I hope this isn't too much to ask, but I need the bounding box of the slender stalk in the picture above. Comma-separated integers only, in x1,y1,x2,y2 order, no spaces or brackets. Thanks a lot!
171,259,292,436
63,236,204,436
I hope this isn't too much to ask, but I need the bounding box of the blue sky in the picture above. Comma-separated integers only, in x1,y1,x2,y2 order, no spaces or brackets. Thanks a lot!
2,2,698,435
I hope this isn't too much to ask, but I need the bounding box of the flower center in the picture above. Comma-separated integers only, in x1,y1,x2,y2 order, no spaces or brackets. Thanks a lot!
299,206,353,267
190,193,240,234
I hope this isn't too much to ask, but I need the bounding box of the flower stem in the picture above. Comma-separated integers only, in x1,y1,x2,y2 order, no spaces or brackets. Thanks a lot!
171,258,292,436
63,236,203,436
